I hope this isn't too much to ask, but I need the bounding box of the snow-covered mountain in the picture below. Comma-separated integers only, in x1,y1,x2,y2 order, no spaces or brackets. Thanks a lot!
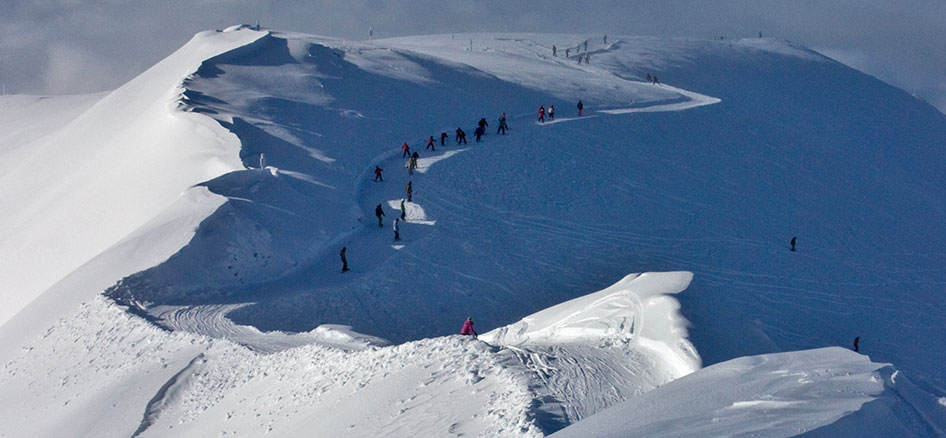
1,26,945,437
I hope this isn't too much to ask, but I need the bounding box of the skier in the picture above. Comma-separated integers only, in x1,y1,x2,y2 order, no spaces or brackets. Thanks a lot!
259,153,266,169
790,236,797,252
577,100,583,116
405,180,413,202
460,317,478,339
497,112,508,135
373,165,383,182
548,105,555,121
393,218,401,241
456,127,467,145
402,142,410,157
400,199,407,220
426,135,436,151
441,131,448,146
538,106,545,123
340,247,349,272
853,336,860,352
375,203,385,227
474,125,485,142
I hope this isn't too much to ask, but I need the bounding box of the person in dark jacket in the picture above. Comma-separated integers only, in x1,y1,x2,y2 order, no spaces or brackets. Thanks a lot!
456,127,467,145
478,118,488,130
340,247,349,272
577,100,584,116
375,203,384,227
497,112,508,135
373,166,383,182
406,180,413,202
474,125,485,142
393,218,401,241
441,131,448,146
853,336,860,352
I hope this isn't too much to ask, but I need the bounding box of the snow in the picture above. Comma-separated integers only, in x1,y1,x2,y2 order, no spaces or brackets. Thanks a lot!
2,27,946,437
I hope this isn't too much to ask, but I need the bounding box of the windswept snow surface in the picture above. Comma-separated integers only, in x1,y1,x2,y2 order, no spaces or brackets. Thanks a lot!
3,28,946,437
550,347,946,438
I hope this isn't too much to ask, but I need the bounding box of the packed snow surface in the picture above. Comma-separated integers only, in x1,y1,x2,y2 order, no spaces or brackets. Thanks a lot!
2,27,946,437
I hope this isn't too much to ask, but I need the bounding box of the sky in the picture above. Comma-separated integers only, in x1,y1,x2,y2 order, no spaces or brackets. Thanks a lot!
1,0,945,112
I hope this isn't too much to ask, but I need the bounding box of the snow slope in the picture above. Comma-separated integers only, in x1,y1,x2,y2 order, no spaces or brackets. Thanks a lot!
551,347,946,438
2,28,946,437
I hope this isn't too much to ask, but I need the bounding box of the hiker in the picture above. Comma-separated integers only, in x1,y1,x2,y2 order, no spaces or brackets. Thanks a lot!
441,131,448,146
585,54,590,64
577,55,582,64
340,247,349,272
577,100,583,116
478,118,488,130
408,151,419,175
400,199,407,219
402,142,410,157
374,165,383,182
538,106,545,123
565,48,570,58
653,75,660,85
646,73,652,83
426,135,436,151
584,41,588,51
553,45,557,57
497,112,508,135
853,337,860,352
405,180,413,202
393,218,401,241
375,203,385,227
548,105,555,121
456,127,467,145
790,236,797,252
474,125,485,142
460,317,478,338
603,34,607,44
259,153,266,169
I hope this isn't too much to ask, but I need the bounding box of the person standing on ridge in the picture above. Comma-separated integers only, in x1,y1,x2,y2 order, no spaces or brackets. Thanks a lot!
460,317,478,339
653,75,660,85
441,131,448,146
538,105,545,123
393,217,401,241
853,336,860,352
374,165,383,182
375,203,385,227
340,247,349,272
426,135,436,151
548,105,555,121
646,73,652,83
577,100,584,116
402,142,410,157
259,153,266,169
553,45,557,57
400,199,407,220
603,34,607,44
497,112,508,135
405,180,413,202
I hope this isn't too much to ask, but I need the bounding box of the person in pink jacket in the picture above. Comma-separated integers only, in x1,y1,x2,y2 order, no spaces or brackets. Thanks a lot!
460,317,478,338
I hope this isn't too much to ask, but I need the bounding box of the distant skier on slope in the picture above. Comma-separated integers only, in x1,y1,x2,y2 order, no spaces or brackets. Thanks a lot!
340,247,349,272
497,112,508,135
393,218,401,241
375,203,385,227
374,166,383,182
460,317,478,339
548,105,555,121
406,180,413,202
426,135,436,151
577,100,583,116
456,127,467,145
402,142,410,158
538,106,545,123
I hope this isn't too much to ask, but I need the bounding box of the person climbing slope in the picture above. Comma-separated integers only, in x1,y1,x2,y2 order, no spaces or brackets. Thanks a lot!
497,112,508,135
406,180,413,202
393,217,401,241
548,105,555,121
474,125,485,142
375,203,385,227
538,106,545,123
456,127,467,145
402,142,410,158
441,131,448,146
373,165,383,182
426,135,436,151
340,247,349,272
577,100,583,116
460,317,478,339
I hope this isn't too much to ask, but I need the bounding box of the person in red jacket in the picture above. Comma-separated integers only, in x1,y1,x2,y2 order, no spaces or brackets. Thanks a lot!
402,142,410,157
538,105,545,123
426,135,436,151
460,317,478,338
373,166,383,182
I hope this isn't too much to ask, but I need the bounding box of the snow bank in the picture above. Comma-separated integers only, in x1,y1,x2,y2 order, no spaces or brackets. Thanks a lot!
550,347,946,438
